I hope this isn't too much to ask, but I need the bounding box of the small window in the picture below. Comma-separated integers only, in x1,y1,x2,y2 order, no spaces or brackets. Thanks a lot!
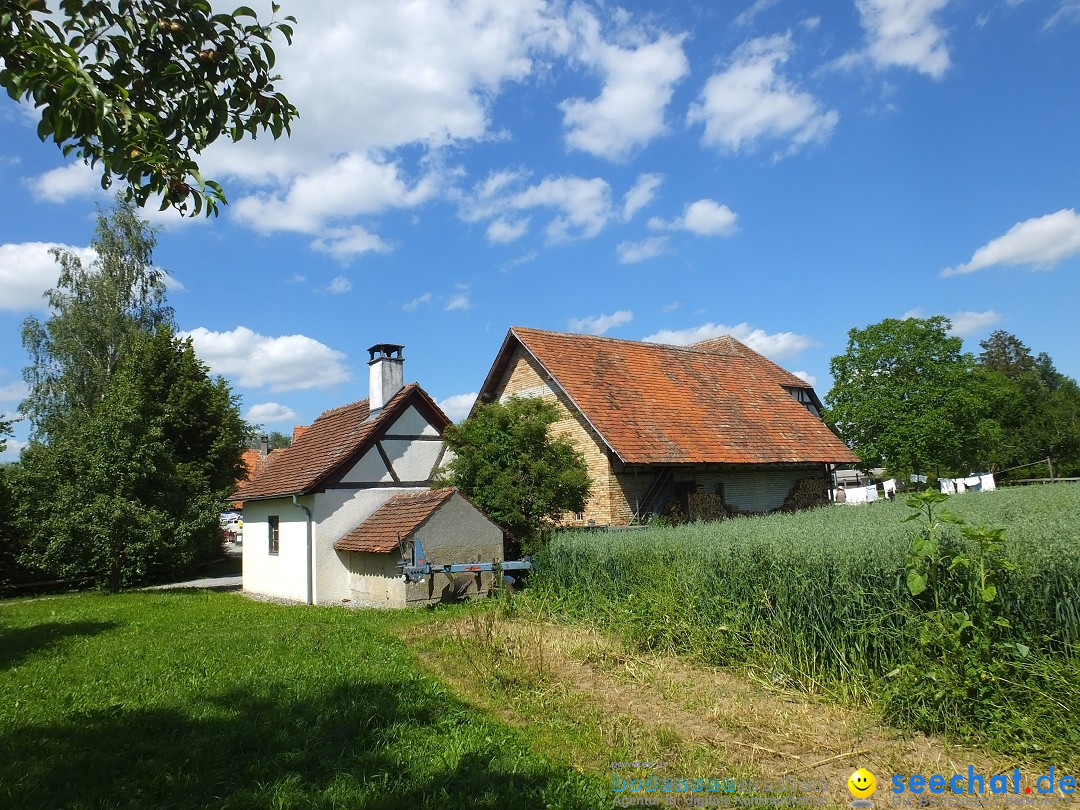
268,516,280,556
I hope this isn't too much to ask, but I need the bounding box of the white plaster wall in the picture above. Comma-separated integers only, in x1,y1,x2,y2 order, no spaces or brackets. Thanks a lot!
382,439,442,481
242,499,310,602
404,492,504,606
340,447,393,483
389,405,440,437
348,551,407,607
312,487,423,605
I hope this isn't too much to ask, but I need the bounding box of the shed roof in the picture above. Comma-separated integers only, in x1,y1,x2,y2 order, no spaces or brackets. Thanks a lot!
478,327,859,466
233,383,449,501
333,488,457,553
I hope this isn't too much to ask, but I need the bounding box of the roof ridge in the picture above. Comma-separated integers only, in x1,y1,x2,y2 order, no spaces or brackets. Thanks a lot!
512,325,776,364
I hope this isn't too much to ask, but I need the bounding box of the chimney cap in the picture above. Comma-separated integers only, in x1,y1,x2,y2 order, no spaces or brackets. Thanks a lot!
367,343,404,362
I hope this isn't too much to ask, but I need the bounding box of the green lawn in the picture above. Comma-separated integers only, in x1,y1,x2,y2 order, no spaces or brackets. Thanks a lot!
0,592,604,809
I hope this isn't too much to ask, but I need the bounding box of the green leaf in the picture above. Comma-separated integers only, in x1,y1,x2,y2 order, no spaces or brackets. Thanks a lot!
906,569,927,596
980,584,997,602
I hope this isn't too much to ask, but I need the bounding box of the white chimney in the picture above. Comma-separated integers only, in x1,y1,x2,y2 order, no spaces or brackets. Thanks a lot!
368,343,405,414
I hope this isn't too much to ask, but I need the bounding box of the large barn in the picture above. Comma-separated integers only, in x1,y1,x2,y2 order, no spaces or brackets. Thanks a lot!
475,327,860,525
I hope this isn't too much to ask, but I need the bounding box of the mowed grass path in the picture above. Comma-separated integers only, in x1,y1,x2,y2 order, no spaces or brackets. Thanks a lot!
0,592,604,809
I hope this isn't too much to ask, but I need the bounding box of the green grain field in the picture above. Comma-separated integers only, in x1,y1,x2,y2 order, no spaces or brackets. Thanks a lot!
531,483,1080,758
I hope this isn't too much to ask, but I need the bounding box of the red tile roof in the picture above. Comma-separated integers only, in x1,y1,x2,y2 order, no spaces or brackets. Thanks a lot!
481,327,859,466
233,383,450,501
333,488,457,553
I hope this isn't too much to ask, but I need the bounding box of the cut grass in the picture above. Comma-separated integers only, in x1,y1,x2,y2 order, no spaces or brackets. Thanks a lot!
404,598,1059,807
0,591,605,809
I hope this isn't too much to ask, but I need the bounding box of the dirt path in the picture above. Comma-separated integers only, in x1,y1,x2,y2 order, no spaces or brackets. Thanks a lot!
402,609,1076,806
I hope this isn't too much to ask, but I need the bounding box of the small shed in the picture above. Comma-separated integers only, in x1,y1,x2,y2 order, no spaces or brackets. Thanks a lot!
333,488,503,608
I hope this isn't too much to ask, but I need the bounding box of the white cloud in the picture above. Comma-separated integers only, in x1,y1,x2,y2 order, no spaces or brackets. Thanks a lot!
232,152,437,237
445,293,471,311
568,310,633,335
25,162,101,203
0,380,28,403
661,301,680,314
463,171,616,244
649,199,738,237
310,225,392,261
734,0,783,27
403,292,432,311
0,436,27,462
188,0,574,252
942,209,1080,276
844,0,952,79
948,310,1002,337
1044,0,1080,28
560,8,688,161
438,392,478,422
181,326,350,392
688,34,838,156
0,242,95,311
643,322,817,360
244,402,300,424
326,276,352,294
621,173,664,221
617,236,668,264
510,175,613,241
793,370,818,386
486,218,530,244
904,307,1003,337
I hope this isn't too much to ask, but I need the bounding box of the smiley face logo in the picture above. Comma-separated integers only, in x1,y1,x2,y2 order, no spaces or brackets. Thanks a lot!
848,769,877,799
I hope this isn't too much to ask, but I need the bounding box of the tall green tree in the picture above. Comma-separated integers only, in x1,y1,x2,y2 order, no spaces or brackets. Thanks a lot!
978,330,1036,378
434,397,591,554
975,332,1080,477
14,199,246,588
21,197,172,442
825,317,988,478
0,0,298,215
14,325,247,589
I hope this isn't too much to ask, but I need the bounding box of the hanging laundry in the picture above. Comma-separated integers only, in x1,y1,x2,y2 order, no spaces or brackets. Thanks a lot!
882,479,897,498
845,486,868,504
980,473,996,492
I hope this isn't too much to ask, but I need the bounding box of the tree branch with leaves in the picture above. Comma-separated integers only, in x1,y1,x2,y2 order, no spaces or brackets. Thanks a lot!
0,0,298,215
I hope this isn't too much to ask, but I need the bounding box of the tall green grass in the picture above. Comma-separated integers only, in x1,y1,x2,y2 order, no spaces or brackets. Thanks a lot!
531,485,1080,756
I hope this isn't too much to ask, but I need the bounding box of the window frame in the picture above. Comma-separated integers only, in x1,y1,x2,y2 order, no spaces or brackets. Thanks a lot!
268,515,280,556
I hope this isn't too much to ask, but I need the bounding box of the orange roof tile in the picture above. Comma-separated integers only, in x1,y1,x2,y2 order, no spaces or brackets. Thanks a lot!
480,327,859,466
333,488,457,553
233,383,450,501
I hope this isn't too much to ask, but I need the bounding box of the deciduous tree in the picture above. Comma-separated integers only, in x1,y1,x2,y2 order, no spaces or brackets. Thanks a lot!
0,0,298,215
434,397,591,554
13,198,246,588
14,325,247,589
21,196,172,442
825,317,987,478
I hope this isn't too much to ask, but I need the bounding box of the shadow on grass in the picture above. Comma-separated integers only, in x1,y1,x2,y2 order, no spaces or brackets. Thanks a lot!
0,621,120,670
1,679,602,809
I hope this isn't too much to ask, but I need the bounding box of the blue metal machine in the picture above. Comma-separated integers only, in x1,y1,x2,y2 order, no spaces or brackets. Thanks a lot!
397,535,532,584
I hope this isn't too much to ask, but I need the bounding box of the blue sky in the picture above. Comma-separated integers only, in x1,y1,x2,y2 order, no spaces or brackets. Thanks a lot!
3,0,1080,460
